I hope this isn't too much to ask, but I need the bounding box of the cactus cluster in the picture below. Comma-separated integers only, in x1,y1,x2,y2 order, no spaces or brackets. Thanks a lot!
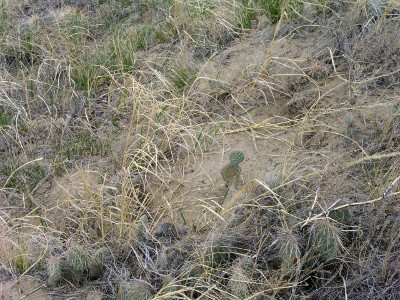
46,247,108,287
221,150,244,184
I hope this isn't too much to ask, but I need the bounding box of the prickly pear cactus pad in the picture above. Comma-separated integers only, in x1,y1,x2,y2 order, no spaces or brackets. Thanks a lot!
229,150,244,165
221,164,241,183
221,150,244,184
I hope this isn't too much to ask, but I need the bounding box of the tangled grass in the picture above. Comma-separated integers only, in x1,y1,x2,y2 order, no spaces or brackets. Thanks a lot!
0,0,400,299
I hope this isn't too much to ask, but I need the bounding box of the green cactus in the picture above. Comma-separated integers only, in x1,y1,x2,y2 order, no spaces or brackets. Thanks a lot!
279,230,301,275
229,150,244,165
47,256,63,287
328,206,351,225
67,247,88,283
221,150,244,184
117,281,153,300
89,249,108,280
312,219,342,261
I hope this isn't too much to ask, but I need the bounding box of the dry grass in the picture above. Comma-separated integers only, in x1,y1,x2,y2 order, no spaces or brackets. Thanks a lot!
0,0,400,299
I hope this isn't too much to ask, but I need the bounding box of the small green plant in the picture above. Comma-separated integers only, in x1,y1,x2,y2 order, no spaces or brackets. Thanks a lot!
221,150,245,184
154,105,170,122
392,101,400,133
47,256,64,287
0,0,7,36
256,0,303,23
193,122,224,153
117,281,154,300
67,248,88,283
0,110,12,128
235,1,256,30
167,63,198,93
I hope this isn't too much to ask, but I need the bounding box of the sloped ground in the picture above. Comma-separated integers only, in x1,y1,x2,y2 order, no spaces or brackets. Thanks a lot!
1,0,400,299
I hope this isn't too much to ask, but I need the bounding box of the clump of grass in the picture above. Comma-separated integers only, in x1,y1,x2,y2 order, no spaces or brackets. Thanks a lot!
256,0,303,22
0,1,6,35
13,247,31,274
167,62,199,93
1,158,46,195
52,131,110,176
235,0,256,30
203,239,233,268
193,122,224,153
